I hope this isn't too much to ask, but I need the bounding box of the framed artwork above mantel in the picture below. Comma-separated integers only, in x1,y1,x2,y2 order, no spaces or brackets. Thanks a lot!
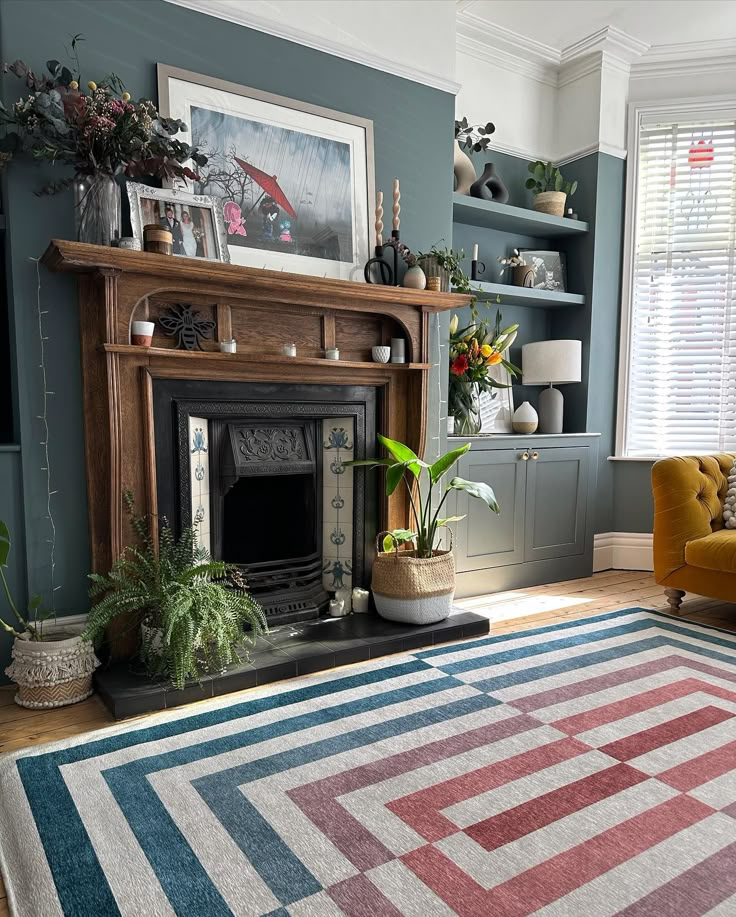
158,64,375,281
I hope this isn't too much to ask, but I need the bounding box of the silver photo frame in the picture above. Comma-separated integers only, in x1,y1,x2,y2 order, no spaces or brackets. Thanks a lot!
158,64,375,281
127,183,230,262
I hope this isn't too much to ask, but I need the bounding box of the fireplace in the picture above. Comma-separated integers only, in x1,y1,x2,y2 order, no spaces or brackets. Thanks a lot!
153,379,377,625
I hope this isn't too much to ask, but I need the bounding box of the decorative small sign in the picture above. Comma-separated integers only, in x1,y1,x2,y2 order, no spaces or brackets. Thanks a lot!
159,304,216,351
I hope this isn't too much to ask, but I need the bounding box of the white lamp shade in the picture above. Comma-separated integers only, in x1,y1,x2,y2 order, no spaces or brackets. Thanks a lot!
521,339,582,385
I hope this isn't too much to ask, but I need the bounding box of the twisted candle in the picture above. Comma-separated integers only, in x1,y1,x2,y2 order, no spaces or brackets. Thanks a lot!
392,178,400,231
375,191,383,246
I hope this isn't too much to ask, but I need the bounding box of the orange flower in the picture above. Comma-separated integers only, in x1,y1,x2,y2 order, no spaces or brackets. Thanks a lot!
486,352,503,365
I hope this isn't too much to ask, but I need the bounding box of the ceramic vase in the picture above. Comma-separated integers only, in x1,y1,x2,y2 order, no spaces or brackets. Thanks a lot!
470,162,509,204
512,401,538,434
453,141,476,195
403,265,427,289
513,264,536,288
74,173,121,246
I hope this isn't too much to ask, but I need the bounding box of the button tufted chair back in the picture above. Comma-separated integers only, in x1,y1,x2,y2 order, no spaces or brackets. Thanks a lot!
652,454,735,581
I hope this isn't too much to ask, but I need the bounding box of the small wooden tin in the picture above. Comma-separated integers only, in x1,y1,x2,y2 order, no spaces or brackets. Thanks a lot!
143,224,173,256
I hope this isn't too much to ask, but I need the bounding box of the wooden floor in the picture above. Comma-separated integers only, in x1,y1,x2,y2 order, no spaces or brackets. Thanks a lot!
0,571,734,916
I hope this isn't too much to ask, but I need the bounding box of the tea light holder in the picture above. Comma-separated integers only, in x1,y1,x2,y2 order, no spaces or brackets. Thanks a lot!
282,342,297,357
219,339,237,354
325,347,340,361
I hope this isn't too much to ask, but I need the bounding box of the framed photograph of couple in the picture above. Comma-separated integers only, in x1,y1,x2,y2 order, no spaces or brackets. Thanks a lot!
158,64,375,281
127,184,230,262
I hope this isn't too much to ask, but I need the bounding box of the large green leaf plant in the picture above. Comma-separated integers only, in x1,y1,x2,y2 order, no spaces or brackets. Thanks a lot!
0,521,51,640
346,434,499,558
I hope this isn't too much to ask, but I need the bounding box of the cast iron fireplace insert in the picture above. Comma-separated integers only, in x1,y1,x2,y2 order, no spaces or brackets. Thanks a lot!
153,379,378,626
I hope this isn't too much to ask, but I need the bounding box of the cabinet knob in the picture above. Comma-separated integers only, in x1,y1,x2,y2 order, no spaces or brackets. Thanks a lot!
532,451,540,460
520,451,530,461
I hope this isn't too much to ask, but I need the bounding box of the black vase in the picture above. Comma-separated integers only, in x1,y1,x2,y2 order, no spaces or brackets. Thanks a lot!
470,162,509,204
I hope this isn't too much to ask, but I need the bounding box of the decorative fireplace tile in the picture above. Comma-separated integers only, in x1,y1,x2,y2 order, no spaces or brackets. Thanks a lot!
188,416,211,554
321,419,354,594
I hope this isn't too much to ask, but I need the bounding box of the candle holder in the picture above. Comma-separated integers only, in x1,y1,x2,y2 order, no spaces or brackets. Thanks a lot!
364,243,394,285
471,258,486,281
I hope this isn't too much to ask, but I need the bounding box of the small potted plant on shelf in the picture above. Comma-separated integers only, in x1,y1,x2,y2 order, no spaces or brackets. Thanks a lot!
0,36,207,245
454,116,496,195
525,161,578,217
346,434,499,625
417,244,472,295
498,249,537,288
448,311,519,436
83,493,267,691
1,522,100,709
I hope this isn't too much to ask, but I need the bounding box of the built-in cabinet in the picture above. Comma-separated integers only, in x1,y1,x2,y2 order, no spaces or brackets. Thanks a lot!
448,434,599,598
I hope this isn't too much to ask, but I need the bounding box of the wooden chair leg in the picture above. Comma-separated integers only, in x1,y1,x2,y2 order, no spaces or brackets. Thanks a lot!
664,588,685,613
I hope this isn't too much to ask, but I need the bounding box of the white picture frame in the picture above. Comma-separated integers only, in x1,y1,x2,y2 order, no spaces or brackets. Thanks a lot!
158,65,375,281
127,183,230,263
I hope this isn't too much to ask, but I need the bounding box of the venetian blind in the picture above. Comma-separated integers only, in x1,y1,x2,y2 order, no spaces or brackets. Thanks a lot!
623,112,736,457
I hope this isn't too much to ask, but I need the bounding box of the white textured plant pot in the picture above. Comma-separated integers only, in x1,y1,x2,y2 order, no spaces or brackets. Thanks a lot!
533,191,566,217
5,633,99,709
372,591,454,625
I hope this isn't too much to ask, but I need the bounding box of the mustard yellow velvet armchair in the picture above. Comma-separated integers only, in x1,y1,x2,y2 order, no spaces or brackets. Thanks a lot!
652,454,736,611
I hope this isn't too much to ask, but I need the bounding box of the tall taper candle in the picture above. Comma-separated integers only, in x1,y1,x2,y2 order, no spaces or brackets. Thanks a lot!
472,243,479,262
392,178,400,231
375,191,383,247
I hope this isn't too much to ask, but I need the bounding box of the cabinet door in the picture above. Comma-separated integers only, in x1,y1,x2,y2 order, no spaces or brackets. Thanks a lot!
524,447,589,562
453,449,526,572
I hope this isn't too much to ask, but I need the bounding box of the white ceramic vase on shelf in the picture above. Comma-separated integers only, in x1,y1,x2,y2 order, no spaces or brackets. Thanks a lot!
512,401,538,434
454,141,476,195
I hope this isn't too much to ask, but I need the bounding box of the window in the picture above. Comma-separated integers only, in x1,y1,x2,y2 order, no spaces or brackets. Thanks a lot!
619,104,736,457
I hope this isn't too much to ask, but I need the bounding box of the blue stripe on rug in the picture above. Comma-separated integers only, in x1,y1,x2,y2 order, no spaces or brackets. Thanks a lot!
16,658,433,917
103,690,495,912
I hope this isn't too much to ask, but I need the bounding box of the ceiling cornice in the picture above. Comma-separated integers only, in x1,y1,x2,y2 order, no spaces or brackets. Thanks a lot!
561,26,650,67
163,0,461,95
631,37,736,79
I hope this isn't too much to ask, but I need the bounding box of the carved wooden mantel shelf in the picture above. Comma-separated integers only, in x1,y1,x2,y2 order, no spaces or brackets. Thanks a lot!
42,240,471,643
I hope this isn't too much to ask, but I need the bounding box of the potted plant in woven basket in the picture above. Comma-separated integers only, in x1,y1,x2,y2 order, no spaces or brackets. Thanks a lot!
525,161,578,217
346,435,499,624
1,522,99,709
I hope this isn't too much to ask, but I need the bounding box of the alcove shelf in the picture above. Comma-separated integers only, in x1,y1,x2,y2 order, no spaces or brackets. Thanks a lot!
452,193,589,238
467,280,586,309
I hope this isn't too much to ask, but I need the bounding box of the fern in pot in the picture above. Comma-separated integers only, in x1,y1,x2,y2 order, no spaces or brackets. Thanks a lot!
346,435,499,624
83,493,266,691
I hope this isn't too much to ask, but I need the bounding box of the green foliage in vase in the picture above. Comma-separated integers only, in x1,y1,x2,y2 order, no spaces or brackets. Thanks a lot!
0,520,53,640
525,161,578,197
83,492,266,691
346,434,499,559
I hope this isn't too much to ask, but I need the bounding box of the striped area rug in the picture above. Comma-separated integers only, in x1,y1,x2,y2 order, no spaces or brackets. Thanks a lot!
3,608,736,916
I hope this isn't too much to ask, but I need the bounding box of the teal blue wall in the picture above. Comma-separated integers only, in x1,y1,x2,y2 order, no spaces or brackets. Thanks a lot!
614,462,654,532
0,449,27,676
0,0,456,679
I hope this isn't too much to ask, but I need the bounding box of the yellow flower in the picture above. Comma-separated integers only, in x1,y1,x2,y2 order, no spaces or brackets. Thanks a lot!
449,314,458,336
87,81,97,91
122,91,131,102
69,80,79,90
480,343,492,358
486,352,503,365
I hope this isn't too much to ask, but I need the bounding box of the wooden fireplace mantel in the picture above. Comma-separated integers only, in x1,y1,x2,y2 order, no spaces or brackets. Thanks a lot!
42,240,471,649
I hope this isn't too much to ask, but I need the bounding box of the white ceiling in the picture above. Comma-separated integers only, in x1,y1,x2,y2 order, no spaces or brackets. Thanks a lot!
461,0,736,52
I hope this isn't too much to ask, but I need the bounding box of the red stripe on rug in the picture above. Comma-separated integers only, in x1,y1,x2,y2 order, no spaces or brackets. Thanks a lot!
615,839,736,916
552,678,736,736
327,874,405,917
287,713,539,869
599,706,734,762
387,736,589,842
511,654,736,714
659,738,736,791
402,795,714,917
465,762,648,851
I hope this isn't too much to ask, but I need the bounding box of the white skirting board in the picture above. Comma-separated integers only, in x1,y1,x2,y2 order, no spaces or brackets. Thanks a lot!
594,533,653,573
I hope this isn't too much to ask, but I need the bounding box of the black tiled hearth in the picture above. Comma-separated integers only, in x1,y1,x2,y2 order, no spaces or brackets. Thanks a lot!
94,609,490,719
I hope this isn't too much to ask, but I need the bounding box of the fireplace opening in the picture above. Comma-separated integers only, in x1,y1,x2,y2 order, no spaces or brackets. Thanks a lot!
222,474,317,565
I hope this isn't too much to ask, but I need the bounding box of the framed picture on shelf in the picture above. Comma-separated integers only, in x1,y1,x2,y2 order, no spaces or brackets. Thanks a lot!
158,65,375,281
127,183,230,262
520,250,567,293
479,356,514,434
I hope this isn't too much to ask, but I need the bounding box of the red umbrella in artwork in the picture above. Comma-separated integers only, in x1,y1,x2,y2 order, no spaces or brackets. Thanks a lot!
234,156,297,219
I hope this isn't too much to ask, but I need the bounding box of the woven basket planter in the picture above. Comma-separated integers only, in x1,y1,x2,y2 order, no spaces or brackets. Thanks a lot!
533,191,566,217
5,633,99,709
371,532,455,625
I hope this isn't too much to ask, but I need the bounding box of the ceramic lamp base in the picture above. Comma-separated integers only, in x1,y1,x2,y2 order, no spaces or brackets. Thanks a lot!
538,385,564,434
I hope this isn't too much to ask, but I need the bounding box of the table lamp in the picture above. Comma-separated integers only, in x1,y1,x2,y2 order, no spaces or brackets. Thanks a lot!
521,340,582,434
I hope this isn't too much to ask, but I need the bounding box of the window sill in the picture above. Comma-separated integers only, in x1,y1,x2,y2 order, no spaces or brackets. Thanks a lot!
607,455,659,462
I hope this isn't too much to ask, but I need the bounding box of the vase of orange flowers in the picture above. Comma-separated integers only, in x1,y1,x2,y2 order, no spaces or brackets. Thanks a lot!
449,311,520,436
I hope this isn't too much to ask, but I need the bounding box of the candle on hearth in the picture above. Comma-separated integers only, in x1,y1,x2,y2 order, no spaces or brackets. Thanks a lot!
352,588,370,614
392,179,400,231
472,243,479,262
375,191,383,246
